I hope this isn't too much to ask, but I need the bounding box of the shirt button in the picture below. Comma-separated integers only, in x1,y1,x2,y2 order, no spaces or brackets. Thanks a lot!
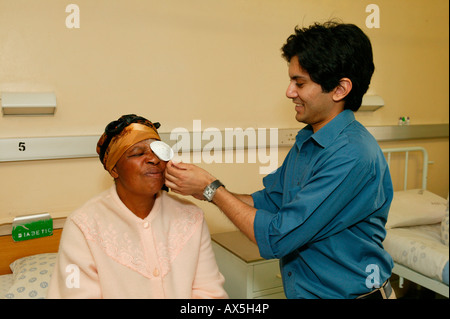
288,272,292,277
153,268,160,277
143,221,149,229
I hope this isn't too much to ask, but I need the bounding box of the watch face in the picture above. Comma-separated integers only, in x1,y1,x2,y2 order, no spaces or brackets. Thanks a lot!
203,180,223,201
204,186,214,201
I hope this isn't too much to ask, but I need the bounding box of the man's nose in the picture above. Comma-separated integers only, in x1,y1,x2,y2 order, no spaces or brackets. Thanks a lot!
286,82,298,99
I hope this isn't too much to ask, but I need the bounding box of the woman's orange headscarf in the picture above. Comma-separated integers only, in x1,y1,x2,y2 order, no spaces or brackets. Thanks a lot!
96,114,161,173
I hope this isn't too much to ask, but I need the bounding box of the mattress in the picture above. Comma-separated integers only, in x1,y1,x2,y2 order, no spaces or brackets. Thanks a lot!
384,223,449,285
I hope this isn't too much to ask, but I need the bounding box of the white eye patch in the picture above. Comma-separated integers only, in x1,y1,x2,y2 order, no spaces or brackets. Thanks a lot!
150,141,174,161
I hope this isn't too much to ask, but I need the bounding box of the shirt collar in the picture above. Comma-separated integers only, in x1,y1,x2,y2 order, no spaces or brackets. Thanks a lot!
296,110,356,148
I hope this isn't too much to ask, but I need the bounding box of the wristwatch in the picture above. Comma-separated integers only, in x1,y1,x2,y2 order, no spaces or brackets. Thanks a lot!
203,180,225,202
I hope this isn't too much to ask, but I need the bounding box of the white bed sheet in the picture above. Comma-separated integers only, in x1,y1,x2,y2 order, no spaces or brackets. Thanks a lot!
384,223,449,283
0,274,14,297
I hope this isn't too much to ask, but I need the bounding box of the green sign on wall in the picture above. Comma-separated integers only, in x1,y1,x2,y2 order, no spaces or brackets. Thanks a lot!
12,213,53,242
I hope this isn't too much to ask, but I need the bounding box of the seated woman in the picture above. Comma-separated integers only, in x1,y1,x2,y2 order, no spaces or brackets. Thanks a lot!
47,114,227,298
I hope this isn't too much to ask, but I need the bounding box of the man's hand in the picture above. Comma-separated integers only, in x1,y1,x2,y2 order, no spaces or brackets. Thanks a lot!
164,161,216,200
165,161,257,243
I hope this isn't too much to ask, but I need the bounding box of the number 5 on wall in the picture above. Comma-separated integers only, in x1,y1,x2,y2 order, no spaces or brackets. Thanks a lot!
18,142,26,151
0,136,99,162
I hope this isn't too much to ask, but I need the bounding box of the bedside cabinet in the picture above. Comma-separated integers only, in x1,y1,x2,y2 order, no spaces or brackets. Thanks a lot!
211,231,286,299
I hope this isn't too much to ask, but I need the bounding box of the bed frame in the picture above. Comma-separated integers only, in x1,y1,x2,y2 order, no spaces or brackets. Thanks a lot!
0,226,62,275
382,147,449,298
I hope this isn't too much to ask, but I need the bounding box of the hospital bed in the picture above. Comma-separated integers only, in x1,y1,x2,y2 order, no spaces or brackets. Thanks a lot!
0,219,64,299
381,147,449,298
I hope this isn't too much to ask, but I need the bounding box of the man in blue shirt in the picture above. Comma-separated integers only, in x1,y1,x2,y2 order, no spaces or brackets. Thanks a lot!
165,21,395,299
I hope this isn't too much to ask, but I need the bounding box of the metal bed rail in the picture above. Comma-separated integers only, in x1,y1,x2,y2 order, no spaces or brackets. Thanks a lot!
382,147,428,191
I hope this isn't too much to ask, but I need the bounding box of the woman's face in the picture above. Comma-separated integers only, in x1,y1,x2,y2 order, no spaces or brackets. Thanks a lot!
111,139,167,198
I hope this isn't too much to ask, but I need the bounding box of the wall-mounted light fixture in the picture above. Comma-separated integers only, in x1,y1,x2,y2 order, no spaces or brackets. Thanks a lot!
359,95,384,112
1,92,56,116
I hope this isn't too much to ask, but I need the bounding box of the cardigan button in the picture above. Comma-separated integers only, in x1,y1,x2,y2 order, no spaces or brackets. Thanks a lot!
153,268,160,277
143,221,150,229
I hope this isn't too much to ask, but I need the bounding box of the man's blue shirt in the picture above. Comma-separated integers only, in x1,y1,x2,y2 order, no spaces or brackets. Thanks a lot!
252,110,394,299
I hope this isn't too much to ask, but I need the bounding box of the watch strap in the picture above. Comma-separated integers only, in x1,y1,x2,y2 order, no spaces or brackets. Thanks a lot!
209,180,224,190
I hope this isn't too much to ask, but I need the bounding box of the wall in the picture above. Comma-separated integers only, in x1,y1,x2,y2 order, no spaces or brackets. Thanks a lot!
0,0,448,233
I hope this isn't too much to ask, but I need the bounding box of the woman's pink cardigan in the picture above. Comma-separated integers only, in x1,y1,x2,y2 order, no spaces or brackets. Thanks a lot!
47,186,228,299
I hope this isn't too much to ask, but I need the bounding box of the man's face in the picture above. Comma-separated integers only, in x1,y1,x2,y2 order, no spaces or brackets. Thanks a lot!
286,56,342,132
111,139,166,198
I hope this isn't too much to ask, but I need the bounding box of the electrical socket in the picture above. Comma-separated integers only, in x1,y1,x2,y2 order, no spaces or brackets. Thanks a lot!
278,128,298,147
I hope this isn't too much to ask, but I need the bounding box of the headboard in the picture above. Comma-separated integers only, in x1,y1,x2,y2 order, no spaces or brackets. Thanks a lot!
382,147,428,191
0,225,63,275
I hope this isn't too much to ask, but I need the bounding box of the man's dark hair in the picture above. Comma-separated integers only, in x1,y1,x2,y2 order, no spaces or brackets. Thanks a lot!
281,21,374,111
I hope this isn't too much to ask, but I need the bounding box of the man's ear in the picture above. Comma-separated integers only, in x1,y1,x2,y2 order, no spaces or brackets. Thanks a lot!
332,78,352,102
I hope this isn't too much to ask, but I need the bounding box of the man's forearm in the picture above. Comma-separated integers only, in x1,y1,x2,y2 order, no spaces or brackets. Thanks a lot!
212,187,257,243
230,193,254,207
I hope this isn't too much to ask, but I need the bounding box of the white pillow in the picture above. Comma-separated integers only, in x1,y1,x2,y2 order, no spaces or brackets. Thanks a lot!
386,189,447,229
3,253,56,299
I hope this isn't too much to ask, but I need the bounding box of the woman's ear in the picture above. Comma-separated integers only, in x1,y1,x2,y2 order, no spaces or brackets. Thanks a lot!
110,166,119,179
332,78,352,102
